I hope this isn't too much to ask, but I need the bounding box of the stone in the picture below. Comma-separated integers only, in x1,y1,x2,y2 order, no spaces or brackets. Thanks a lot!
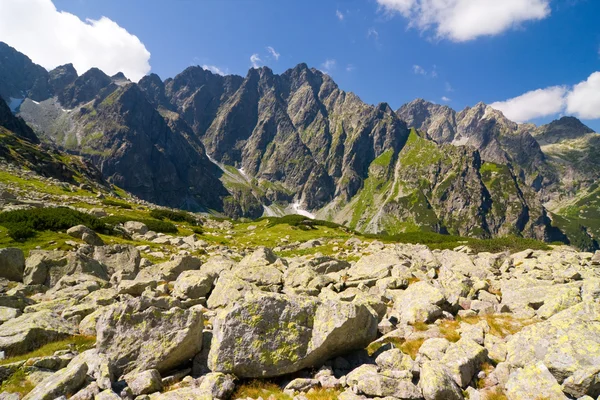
196,372,235,399
375,348,413,371
440,338,488,387
70,381,101,400
561,366,600,398
346,364,421,399
24,251,108,287
0,248,24,282
93,244,141,280
0,310,75,356
67,225,104,246
505,362,567,400
237,247,277,268
95,390,121,400
393,281,446,324
206,272,255,309
135,256,201,282
506,301,600,384
347,250,402,281
125,369,163,396
118,279,157,296
172,270,214,300
419,361,464,400
124,221,149,235
22,360,88,400
208,292,378,378
0,306,20,323
96,299,204,377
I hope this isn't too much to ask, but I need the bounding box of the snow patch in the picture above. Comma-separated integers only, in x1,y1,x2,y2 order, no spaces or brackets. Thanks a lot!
292,201,315,219
31,100,40,105
238,167,248,178
8,98,24,112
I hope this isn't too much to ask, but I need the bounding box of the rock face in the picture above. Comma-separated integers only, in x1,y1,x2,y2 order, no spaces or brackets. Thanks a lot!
208,292,378,378
0,311,76,356
22,360,88,400
0,248,24,282
96,299,204,377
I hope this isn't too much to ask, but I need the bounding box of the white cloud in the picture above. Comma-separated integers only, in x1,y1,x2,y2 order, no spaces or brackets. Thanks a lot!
491,86,568,122
377,0,551,42
250,53,262,68
441,96,451,102
445,82,454,92
266,46,280,61
566,72,600,119
202,65,227,76
0,0,150,81
321,59,337,73
336,10,345,20
413,65,426,75
346,64,356,72
367,28,379,39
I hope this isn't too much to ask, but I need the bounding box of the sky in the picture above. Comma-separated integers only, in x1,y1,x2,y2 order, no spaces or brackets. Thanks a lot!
0,0,599,131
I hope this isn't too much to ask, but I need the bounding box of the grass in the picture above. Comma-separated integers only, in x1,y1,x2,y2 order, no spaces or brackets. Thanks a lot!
0,336,96,366
101,198,132,209
400,338,426,360
232,381,291,400
306,389,343,399
0,369,35,396
439,320,462,342
459,314,536,338
482,387,508,400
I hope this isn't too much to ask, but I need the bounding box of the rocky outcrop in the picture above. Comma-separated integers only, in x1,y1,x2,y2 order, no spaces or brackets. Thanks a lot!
208,292,378,377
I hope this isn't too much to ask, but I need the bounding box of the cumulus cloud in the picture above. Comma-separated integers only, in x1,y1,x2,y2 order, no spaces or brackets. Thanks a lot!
367,28,379,39
441,96,451,102
491,86,568,122
250,54,262,68
266,46,280,61
566,72,600,119
202,65,227,76
336,10,345,20
377,0,551,42
346,64,356,72
0,0,151,81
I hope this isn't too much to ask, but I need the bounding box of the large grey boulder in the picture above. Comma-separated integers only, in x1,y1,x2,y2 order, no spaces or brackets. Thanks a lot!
505,362,567,400
393,281,446,324
347,250,402,281
93,244,141,280
506,301,600,385
0,310,76,356
125,369,163,396
172,270,214,300
208,292,378,378
135,256,201,282
67,225,104,246
440,338,488,387
124,221,148,235
206,272,255,309
419,361,464,400
96,299,204,377
346,364,421,398
237,247,277,268
22,360,88,400
0,248,24,282
24,251,108,287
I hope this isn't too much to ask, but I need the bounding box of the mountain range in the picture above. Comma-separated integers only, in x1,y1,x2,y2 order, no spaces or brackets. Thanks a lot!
0,42,598,250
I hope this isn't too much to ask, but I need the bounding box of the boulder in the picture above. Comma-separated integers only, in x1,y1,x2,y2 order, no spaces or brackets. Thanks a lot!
233,264,283,290
505,362,567,400
0,310,76,356
135,256,201,282
96,299,204,377
172,270,214,300
0,248,24,282
93,244,141,280
22,360,88,400
440,338,488,387
124,221,148,235
206,272,255,309
346,364,421,399
125,369,163,396
347,250,402,281
237,247,277,268
506,301,600,384
208,292,378,378
419,361,464,400
66,225,104,246
24,251,108,287
393,281,446,324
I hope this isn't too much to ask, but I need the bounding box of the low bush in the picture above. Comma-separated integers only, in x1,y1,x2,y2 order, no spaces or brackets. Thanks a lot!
262,215,348,231
0,207,105,241
149,209,199,225
101,198,132,209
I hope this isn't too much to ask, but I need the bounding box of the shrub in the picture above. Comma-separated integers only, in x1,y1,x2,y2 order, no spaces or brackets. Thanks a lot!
0,207,104,233
263,215,347,231
149,209,199,225
6,225,36,241
101,198,132,209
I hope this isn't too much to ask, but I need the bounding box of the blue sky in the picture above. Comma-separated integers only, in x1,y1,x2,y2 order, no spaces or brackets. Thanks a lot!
2,0,600,130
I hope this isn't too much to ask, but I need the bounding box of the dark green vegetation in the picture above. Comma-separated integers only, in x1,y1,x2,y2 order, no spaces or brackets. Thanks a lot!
102,215,178,234
101,198,132,209
0,207,104,241
149,209,200,225
261,214,350,231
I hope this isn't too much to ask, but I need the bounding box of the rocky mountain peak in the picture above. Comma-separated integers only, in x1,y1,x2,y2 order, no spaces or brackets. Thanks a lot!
59,67,114,109
0,96,39,143
533,116,596,146
48,63,78,94
0,42,50,102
